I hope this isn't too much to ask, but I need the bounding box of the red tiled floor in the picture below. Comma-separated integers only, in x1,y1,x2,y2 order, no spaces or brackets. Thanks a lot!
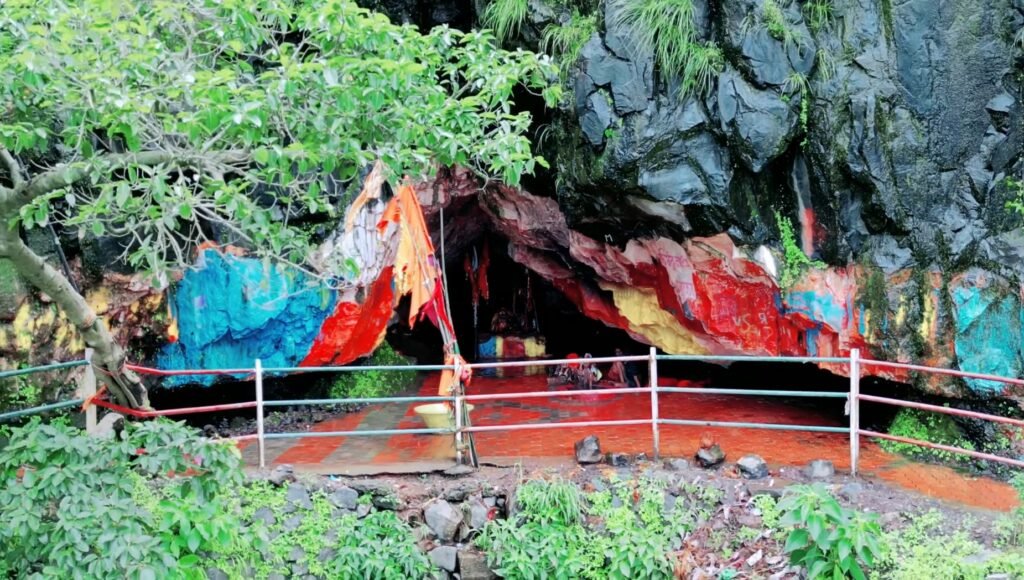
248,372,1020,511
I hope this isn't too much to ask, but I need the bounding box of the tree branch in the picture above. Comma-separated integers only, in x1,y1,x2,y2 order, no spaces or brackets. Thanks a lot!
0,148,24,188
8,149,251,209
0,230,149,408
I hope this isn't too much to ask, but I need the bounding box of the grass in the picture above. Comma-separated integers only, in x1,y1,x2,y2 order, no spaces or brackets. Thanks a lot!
482,0,529,43
803,0,833,33
741,0,803,47
608,0,724,97
542,10,599,80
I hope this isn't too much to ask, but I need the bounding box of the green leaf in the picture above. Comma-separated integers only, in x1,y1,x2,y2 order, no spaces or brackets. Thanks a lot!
784,529,809,554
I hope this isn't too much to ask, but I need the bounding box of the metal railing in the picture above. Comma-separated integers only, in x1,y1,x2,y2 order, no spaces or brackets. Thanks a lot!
6,347,1024,476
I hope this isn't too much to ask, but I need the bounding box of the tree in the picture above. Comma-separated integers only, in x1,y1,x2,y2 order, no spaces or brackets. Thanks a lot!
0,0,560,408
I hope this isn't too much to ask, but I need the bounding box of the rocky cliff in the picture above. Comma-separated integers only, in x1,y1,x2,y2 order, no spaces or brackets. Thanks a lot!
4,0,1024,400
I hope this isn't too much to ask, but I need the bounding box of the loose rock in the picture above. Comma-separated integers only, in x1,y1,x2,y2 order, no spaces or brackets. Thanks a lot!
430,546,458,572
253,507,276,527
95,412,124,440
737,455,769,479
805,460,835,479
606,452,631,467
464,499,490,530
424,500,464,542
665,458,690,471
286,483,313,510
268,464,295,486
330,486,359,511
839,482,865,501
459,550,498,580
575,435,602,464
696,444,726,468
205,569,229,580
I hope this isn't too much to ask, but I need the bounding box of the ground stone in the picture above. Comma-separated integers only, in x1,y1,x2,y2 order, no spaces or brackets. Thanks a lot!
424,500,464,542
356,504,371,518
665,458,690,471
372,494,401,511
444,464,477,476
268,464,295,486
430,546,458,572
444,481,479,502
318,548,337,563
805,460,835,479
839,482,865,501
287,546,304,562
575,435,602,464
606,452,631,467
95,413,124,440
205,569,229,580
330,486,359,511
282,515,303,531
286,483,313,510
464,499,490,530
253,507,276,527
737,454,769,479
695,444,726,468
459,551,497,580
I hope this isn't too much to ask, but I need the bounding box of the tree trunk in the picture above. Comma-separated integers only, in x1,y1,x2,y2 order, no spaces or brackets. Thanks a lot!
0,230,149,409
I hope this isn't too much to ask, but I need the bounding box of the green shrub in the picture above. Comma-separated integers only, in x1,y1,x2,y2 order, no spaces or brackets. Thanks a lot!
876,509,1024,580
329,341,417,400
608,0,724,97
209,481,433,578
478,476,723,579
542,10,598,81
483,0,529,43
775,212,826,287
778,484,881,579
878,408,975,464
0,418,249,579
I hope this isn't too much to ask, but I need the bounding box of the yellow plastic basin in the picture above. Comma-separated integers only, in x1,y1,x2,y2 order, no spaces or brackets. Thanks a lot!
414,403,474,430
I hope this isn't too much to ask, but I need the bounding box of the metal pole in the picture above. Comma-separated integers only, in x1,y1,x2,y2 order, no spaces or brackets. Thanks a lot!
849,348,860,476
255,359,266,469
82,348,96,435
454,393,463,466
649,347,660,460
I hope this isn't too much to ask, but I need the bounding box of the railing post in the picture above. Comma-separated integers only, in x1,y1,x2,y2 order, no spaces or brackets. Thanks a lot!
649,347,660,460
849,348,860,476
255,359,266,469
81,348,97,435
454,392,463,466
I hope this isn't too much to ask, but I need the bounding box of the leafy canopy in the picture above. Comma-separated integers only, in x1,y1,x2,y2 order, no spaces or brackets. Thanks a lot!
0,0,559,279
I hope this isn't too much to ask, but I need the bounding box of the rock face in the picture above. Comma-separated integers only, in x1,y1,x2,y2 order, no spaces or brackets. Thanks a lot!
6,0,1024,405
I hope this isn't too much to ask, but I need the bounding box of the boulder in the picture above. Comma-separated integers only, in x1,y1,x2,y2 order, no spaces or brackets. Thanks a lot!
329,486,359,511
459,551,498,580
736,455,769,479
429,546,458,572
285,483,313,510
463,499,490,531
575,435,602,464
695,444,726,468
424,500,464,542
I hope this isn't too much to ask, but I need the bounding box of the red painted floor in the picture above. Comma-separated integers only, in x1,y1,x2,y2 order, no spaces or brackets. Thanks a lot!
241,373,1020,512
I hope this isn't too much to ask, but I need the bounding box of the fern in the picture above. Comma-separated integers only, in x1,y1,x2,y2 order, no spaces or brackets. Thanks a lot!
482,0,529,43
608,0,724,97
542,11,598,80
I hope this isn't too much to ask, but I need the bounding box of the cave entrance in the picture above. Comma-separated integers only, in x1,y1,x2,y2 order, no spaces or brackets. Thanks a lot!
387,236,649,366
